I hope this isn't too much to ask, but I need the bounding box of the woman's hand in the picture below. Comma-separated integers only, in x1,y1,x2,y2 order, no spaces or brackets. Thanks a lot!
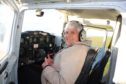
42,54,53,69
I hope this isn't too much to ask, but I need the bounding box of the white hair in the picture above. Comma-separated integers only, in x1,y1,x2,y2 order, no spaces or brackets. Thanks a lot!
64,20,83,32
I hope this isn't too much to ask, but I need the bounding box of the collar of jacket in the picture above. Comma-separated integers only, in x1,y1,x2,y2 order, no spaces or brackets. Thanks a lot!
74,41,91,46
67,41,91,48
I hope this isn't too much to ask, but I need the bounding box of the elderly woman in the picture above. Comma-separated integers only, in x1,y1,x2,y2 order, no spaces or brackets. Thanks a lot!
41,20,89,84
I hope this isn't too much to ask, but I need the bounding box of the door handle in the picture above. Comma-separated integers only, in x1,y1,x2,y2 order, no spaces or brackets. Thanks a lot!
0,61,8,75
4,71,8,79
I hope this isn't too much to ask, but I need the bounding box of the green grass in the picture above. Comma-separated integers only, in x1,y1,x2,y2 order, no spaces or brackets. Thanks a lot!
103,58,110,76
86,36,111,48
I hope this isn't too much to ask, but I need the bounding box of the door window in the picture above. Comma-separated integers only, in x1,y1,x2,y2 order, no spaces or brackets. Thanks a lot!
0,3,14,60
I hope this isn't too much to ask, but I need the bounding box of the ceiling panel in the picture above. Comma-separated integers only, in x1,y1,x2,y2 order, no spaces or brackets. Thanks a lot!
15,0,126,5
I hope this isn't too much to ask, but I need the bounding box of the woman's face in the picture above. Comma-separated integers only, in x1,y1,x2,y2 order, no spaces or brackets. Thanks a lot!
64,26,79,47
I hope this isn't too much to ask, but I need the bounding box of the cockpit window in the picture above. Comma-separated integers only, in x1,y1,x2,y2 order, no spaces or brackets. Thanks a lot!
22,9,64,34
86,28,108,48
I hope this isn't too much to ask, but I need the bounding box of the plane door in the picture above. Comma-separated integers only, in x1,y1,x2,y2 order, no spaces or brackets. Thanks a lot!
0,1,19,84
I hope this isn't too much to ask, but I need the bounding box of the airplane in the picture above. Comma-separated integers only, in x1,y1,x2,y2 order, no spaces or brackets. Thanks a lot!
0,0,126,84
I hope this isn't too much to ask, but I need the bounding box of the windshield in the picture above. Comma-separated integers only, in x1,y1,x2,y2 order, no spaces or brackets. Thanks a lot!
22,9,113,48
